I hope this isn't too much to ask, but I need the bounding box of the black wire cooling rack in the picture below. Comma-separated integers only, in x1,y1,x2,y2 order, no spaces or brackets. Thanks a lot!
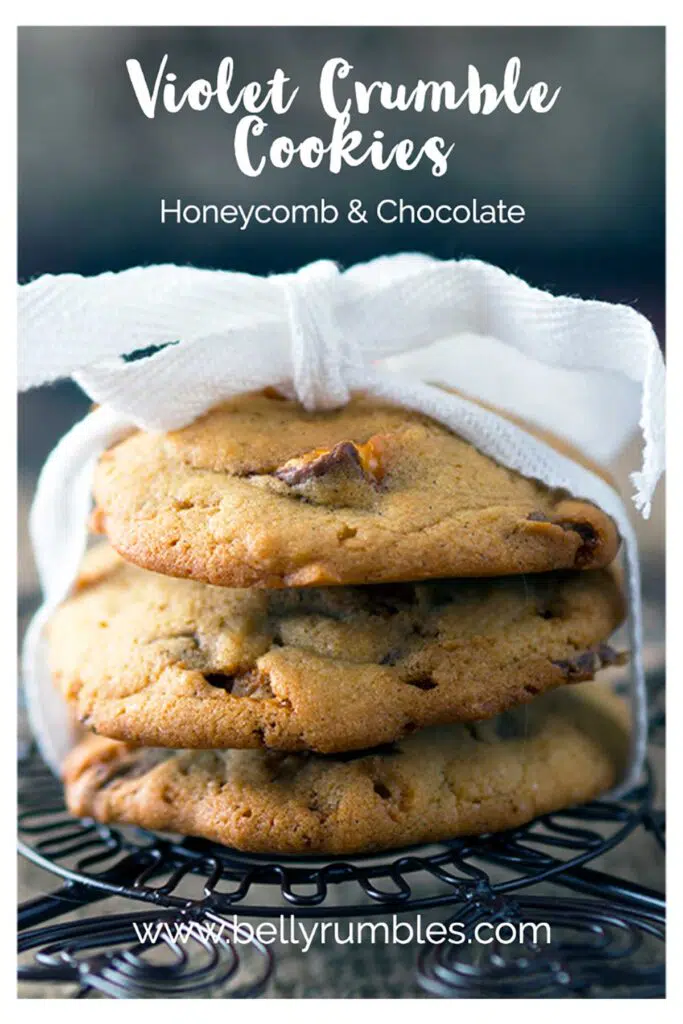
18,741,665,998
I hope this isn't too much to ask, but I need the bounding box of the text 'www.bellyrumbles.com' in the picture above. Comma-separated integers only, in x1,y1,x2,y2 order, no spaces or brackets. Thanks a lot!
133,915,552,953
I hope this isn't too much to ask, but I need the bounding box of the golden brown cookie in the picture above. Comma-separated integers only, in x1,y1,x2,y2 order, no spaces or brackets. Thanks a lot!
63,682,629,855
49,546,626,753
91,392,620,588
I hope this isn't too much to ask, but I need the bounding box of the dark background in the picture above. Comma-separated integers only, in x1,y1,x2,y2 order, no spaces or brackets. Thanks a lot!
19,27,664,290
18,25,666,469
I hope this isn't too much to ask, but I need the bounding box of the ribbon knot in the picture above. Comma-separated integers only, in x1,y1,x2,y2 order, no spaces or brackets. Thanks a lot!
282,260,358,411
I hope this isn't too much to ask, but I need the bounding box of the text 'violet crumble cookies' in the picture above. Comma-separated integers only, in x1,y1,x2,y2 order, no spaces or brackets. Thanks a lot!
48,546,626,754
90,392,620,588
63,682,629,856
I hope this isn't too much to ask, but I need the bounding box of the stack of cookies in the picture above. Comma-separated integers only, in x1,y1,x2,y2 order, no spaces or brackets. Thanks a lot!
50,392,630,855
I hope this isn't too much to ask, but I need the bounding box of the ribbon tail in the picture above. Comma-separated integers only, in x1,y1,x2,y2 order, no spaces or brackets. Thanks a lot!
23,405,133,773
608,518,648,798
22,607,79,775
29,405,132,603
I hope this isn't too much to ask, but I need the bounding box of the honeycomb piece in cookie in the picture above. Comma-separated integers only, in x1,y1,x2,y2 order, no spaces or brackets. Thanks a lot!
91,390,621,588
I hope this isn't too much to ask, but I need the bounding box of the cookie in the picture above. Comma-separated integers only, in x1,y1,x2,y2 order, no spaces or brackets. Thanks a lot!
63,682,629,855
91,391,620,587
49,546,626,753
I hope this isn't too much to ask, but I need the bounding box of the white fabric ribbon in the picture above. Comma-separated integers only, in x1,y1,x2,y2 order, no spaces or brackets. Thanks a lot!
19,254,665,792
